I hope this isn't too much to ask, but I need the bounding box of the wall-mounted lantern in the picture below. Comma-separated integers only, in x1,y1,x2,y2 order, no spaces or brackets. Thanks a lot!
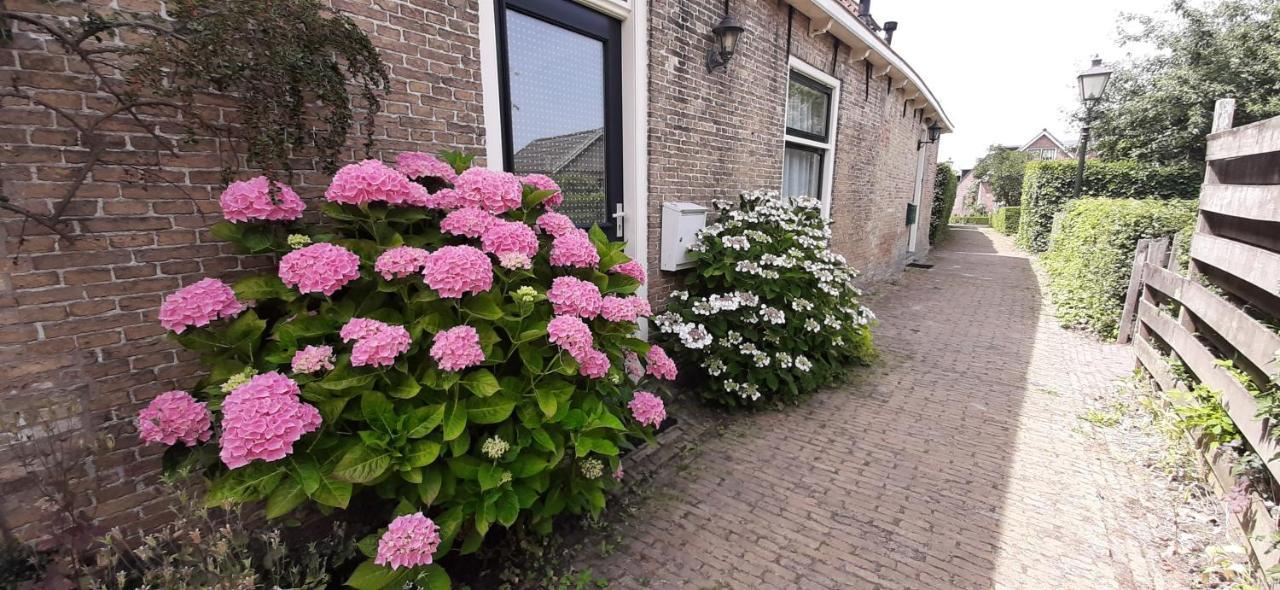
706,13,745,73
917,121,942,150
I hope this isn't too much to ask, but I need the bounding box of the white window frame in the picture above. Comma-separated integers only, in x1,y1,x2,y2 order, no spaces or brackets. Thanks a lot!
783,56,840,219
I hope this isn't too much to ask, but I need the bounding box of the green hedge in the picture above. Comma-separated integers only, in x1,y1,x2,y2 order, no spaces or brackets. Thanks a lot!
950,215,989,225
929,163,959,243
991,206,1021,235
1042,198,1198,338
1017,160,1200,252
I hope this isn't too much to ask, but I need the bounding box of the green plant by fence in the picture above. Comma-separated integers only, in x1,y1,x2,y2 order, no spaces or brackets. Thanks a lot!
990,206,1020,235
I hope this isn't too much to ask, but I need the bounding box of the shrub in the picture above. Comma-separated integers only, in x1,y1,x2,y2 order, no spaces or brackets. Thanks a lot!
1041,198,1198,337
655,191,875,407
146,152,670,588
949,215,989,225
990,206,1021,235
929,162,959,242
1017,160,1200,252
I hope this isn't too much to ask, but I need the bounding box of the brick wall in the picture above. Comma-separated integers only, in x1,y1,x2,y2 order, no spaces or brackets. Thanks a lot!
644,0,941,303
0,0,485,540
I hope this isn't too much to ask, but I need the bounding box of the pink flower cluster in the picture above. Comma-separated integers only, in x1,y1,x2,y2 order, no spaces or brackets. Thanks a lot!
279,243,362,296
394,152,457,183
481,220,539,260
646,345,678,381
375,246,430,280
609,260,646,284
623,351,644,381
452,167,523,213
550,230,600,268
628,391,666,428
441,207,496,238
422,245,493,298
159,278,246,333
340,318,412,367
521,173,563,208
600,295,651,322
577,348,610,378
291,345,335,374
547,276,602,318
536,211,576,237
430,325,485,371
137,391,212,447
218,176,306,223
325,159,429,207
375,513,441,571
548,315,592,358
219,372,321,469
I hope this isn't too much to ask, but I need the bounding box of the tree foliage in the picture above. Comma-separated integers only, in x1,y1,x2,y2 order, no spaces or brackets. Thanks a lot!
1090,0,1280,164
929,162,959,242
968,146,1031,206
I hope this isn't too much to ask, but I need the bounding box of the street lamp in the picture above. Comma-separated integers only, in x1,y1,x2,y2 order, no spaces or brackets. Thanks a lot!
1072,57,1113,199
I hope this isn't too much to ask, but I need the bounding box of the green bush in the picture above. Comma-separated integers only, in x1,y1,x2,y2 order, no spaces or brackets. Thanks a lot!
950,215,989,225
1017,160,1200,252
990,207,1021,235
929,162,959,243
1042,198,1198,338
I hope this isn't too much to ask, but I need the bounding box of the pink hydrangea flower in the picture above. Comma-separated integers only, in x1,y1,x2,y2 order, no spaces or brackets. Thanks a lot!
375,246,430,280
395,152,458,183
340,318,412,367
424,188,460,210
422,245,493,298
430,325,485,371
578,348,610,379
441,207,497,238
279,243,362,296
630,296,653,318
497,252,532,270
550,229,600,268
218,176,306,223
481,220,539,259
623,351,644,382
600,296,646,322
548,315,592,358
522,173,563,208
613,465,624,482
646,345,678,381
628,391,666,428
547,276,602,318
291,345,335,374
159,278,246,333
137,390,212,447
609,260,646,284
536,211,577,237
325,159,430,207
452,167,523,213
375,512,441,571
219,372,321,469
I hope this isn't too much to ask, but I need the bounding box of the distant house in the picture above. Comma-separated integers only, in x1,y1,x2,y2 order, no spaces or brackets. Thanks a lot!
1019,129,1074,161
952,129,1074,216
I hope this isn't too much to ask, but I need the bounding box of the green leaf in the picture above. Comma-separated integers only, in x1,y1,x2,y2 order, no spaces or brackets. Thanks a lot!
332,443,391,484
478,463,505,491
463,291,504,320
586,410,626,431
467,394,516,424
204,465,282,507
443,398,468,441
404,439,442,468
417,564,451,590
531,428,556,452
345,560,413,590
406,404,446,439
534,387,557,418
495,489,519,527
210,220,242,244
418,469,443,505
362,391,397,434
460,369,501,398
318,364,376,391
576,436,618,457
224,310,267,356
388,374,422,399
508,454,546,478
233,274,296,302
311,476,352,508
265,478,307,519
518,345,545,374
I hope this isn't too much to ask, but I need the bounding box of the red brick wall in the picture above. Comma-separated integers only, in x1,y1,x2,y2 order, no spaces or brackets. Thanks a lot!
0,0,485,540
644,1,940,304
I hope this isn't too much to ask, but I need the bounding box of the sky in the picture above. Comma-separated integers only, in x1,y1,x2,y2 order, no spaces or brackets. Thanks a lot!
886,0,1173,170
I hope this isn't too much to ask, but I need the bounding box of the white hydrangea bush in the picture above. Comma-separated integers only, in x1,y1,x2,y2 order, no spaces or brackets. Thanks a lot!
655,190,876,407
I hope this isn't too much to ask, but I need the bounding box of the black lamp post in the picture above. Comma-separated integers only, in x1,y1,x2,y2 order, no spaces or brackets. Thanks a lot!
918,121,942,150
1072,57,1113,199
706,11,745,73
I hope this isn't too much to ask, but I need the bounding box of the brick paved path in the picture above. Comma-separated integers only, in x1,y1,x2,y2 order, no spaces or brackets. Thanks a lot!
580,227,1184,589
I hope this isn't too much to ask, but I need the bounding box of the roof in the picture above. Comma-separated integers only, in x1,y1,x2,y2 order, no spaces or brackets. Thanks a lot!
1017,129,1071,154
512,128,604,174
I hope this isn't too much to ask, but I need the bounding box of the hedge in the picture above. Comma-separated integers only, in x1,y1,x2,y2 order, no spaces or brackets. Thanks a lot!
1042,198,1198,338
1017,160,1200,253
950,215,989,225
929,163,959,243
991,206,1020,235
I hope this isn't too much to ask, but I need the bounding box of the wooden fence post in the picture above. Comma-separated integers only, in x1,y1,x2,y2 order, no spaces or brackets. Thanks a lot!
1116,238,1151,344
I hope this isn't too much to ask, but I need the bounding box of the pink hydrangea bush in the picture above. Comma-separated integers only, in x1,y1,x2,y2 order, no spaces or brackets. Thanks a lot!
218,176,306,222
628,391,667,428
521,173,563,208
155,151,665,585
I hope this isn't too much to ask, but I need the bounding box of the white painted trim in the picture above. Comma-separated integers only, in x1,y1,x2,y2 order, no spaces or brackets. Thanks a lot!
569,0,631,20
784,56,840,220
479,0,505,169
1017,128,1070,154
907,127,927,253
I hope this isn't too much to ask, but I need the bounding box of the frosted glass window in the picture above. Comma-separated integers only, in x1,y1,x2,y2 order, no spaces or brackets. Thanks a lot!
783,144,822,200
787,73,831,141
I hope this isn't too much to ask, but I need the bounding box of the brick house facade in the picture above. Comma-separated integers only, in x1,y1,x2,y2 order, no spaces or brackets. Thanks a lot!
952,129,1070,216
0,0,948,539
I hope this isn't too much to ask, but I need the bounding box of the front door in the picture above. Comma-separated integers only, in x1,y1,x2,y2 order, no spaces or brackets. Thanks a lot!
496,0,624,238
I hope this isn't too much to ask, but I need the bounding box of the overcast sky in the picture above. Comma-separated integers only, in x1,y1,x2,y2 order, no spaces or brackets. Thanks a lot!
886,0,1173,169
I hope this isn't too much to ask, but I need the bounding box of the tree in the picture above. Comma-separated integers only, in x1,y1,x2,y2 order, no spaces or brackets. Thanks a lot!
929,162,959,242
1089,0,1280,164
969,146,1031,206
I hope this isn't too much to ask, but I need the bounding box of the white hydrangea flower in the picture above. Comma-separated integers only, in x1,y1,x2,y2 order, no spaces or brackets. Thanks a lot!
677,322,713,349
805,318,820,332
740,383,761,401
725,330,743,345
707,358,726,376
760,306,785,325
795,356,812,372
723,236,750,251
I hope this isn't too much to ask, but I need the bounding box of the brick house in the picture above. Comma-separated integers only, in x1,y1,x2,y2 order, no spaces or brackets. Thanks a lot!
952,129,1070,216
0,0,949,539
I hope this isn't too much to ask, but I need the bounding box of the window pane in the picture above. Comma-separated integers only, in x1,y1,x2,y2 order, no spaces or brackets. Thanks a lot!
783,145,823,200
787,74,830,140
507,11,607,227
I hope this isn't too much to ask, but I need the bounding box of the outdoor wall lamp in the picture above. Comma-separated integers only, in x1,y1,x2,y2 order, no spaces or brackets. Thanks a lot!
1072,57,1114,199
706,12,745,73
917,121,942,150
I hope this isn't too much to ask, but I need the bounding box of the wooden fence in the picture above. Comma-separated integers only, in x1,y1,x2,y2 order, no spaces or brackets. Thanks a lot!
1119,98,1280,577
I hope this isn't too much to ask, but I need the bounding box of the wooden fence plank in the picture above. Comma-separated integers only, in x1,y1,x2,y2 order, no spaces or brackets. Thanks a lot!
1190,233,1280,299
1116,239,1151,344
1143,265,1280,375
1199,184,1280,223
1206,114,1280,161
1213,98,1237,133
1138,300,1280,483
1134,335,1181,393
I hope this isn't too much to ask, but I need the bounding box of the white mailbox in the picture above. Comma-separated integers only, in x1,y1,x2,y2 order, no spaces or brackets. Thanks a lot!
660,202,708,271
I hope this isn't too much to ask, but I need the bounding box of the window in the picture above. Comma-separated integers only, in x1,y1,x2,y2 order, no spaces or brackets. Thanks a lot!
497,0,623,236
782,66,838,209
